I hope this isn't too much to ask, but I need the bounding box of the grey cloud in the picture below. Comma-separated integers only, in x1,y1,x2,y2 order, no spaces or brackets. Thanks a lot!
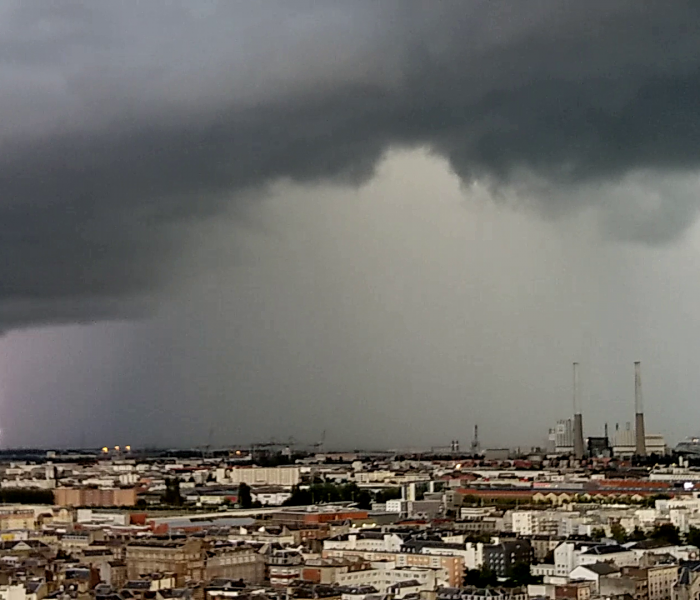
2,0,700,328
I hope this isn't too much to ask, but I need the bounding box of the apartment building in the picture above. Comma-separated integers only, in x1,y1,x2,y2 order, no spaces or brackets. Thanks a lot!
268,548,303,587
647,563,679,600
225,466,301,487
322,547,462,587
125,538,205,585
204,545,265,583
511,511,561,536
0,510,35,531
300,557,370,584
54,487,137,507
483,541,533,578
675,562,700,600
336,565,440,594
438,588,528,600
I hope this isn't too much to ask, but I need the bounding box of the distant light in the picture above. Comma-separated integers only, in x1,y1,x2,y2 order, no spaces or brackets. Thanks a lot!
456,464,462,470
114,445,120,451
684,482,694,490
125,445,131,452
101,447,109,454
236,450,241,455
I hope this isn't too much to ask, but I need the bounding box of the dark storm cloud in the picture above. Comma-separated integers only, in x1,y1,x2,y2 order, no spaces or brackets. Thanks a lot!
2,0,700,328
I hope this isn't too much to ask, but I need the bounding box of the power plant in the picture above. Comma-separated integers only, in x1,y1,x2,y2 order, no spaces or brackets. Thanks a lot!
555,360,655,459
635,361,647,457
573,362,585,460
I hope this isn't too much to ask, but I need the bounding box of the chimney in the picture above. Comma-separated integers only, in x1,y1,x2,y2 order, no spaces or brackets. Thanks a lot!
635,361,647,457
573,362,585,459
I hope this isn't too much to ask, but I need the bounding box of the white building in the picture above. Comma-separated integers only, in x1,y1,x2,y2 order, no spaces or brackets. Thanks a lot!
576,545,637,570
251,490,291,506
554,420,574,454
336,565,442,593
0,585,28,600
418,542,484,571
511,511,536,536
226,466,301,487
324,533,405,553
613,428,666,457
555,541,642,580
568,563,620,593
386,500,406,514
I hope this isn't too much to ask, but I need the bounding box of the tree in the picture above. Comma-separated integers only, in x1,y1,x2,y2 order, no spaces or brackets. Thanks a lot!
283,485,312,506
0,489,54,504
591,527,606,541
356,490,373,510
629,526,647,541
238,482,252,509
375,488,402,503
282,482,377,508
652,523,681,545
508,562,535,586
687,526,700,548
162,477,183,506
464,567,498,588
642,493,671,508
610,522,627,543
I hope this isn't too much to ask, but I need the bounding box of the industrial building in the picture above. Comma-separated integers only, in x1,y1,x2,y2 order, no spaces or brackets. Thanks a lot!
547,361,664,459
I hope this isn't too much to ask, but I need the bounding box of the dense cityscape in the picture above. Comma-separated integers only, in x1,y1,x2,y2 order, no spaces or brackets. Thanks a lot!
3,387,700,600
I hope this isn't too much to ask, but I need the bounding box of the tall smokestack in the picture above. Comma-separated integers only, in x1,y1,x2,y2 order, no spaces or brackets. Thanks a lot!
573,362,585,459
634,361,646,457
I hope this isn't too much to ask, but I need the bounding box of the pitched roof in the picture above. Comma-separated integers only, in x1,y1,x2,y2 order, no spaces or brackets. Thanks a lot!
579,562,620,575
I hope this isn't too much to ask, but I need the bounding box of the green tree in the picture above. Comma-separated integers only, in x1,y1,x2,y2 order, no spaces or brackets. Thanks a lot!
282,482,377,508
642,493,671,508
508,562,535,585
282,485,312,506
591,527,606,541
238,482,253,509
610,522,627,543
0,489,54,504
375,488,402,503
651,523,681,545
356,490,373,510
629,526,647,541
687,526,700,548
464,567,498,588
162,477,183,506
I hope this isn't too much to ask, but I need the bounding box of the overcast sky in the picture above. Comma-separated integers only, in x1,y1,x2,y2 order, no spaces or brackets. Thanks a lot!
1,1,700,450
